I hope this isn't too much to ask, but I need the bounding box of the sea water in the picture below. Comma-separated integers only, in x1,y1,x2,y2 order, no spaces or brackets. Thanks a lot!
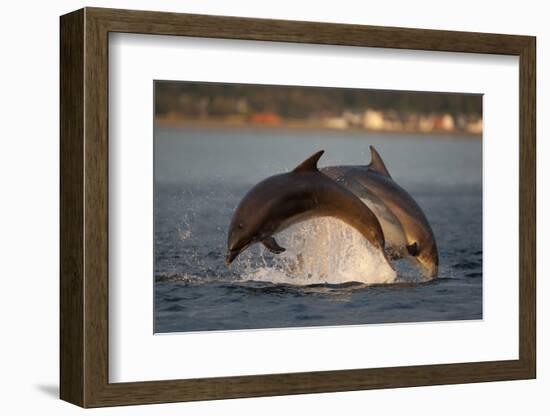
154,127,482,332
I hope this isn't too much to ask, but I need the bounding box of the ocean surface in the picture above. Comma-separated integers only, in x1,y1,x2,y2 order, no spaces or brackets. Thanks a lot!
154,126,482,333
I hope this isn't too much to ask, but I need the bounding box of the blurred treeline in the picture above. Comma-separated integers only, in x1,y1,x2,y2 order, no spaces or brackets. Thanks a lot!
155,81,482,119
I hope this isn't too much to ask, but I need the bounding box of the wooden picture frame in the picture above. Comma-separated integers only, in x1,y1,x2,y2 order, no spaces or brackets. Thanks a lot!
60,7,536,408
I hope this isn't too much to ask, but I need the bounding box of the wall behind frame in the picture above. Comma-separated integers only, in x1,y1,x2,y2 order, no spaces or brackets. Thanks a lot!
0,0,545,415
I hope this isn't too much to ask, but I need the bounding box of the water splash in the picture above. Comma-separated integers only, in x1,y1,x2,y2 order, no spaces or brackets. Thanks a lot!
238,217,397,285
176,214,192,241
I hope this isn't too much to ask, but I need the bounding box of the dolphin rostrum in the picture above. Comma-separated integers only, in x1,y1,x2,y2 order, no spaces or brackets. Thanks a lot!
225,150,387,265
321,146,439,278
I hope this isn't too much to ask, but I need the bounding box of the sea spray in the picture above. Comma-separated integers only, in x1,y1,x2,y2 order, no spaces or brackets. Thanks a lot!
239,217,397,285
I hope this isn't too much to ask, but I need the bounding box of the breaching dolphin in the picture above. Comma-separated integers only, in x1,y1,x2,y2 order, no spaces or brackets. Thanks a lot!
225,150,387,265
321,146,439,278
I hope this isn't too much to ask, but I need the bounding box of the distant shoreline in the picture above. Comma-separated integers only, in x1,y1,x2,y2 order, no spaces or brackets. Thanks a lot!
154,117,482,139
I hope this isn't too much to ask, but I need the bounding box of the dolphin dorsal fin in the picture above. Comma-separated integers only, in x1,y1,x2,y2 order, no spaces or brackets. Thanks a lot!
293,150,325,173
367,146,391,177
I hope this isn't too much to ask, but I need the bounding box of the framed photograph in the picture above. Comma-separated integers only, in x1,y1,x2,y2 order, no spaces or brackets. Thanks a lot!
60,7,536,408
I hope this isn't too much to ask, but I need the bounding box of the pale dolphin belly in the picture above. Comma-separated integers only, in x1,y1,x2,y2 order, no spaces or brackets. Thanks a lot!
359,196,407,253
325,174,408,255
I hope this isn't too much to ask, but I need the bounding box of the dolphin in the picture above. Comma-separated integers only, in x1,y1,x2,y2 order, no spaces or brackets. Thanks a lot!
321,146,439,278
225,150,387,266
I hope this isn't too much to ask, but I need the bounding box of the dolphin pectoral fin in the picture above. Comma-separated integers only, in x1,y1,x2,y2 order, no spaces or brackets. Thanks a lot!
262,237,286,254
406,242,420,256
